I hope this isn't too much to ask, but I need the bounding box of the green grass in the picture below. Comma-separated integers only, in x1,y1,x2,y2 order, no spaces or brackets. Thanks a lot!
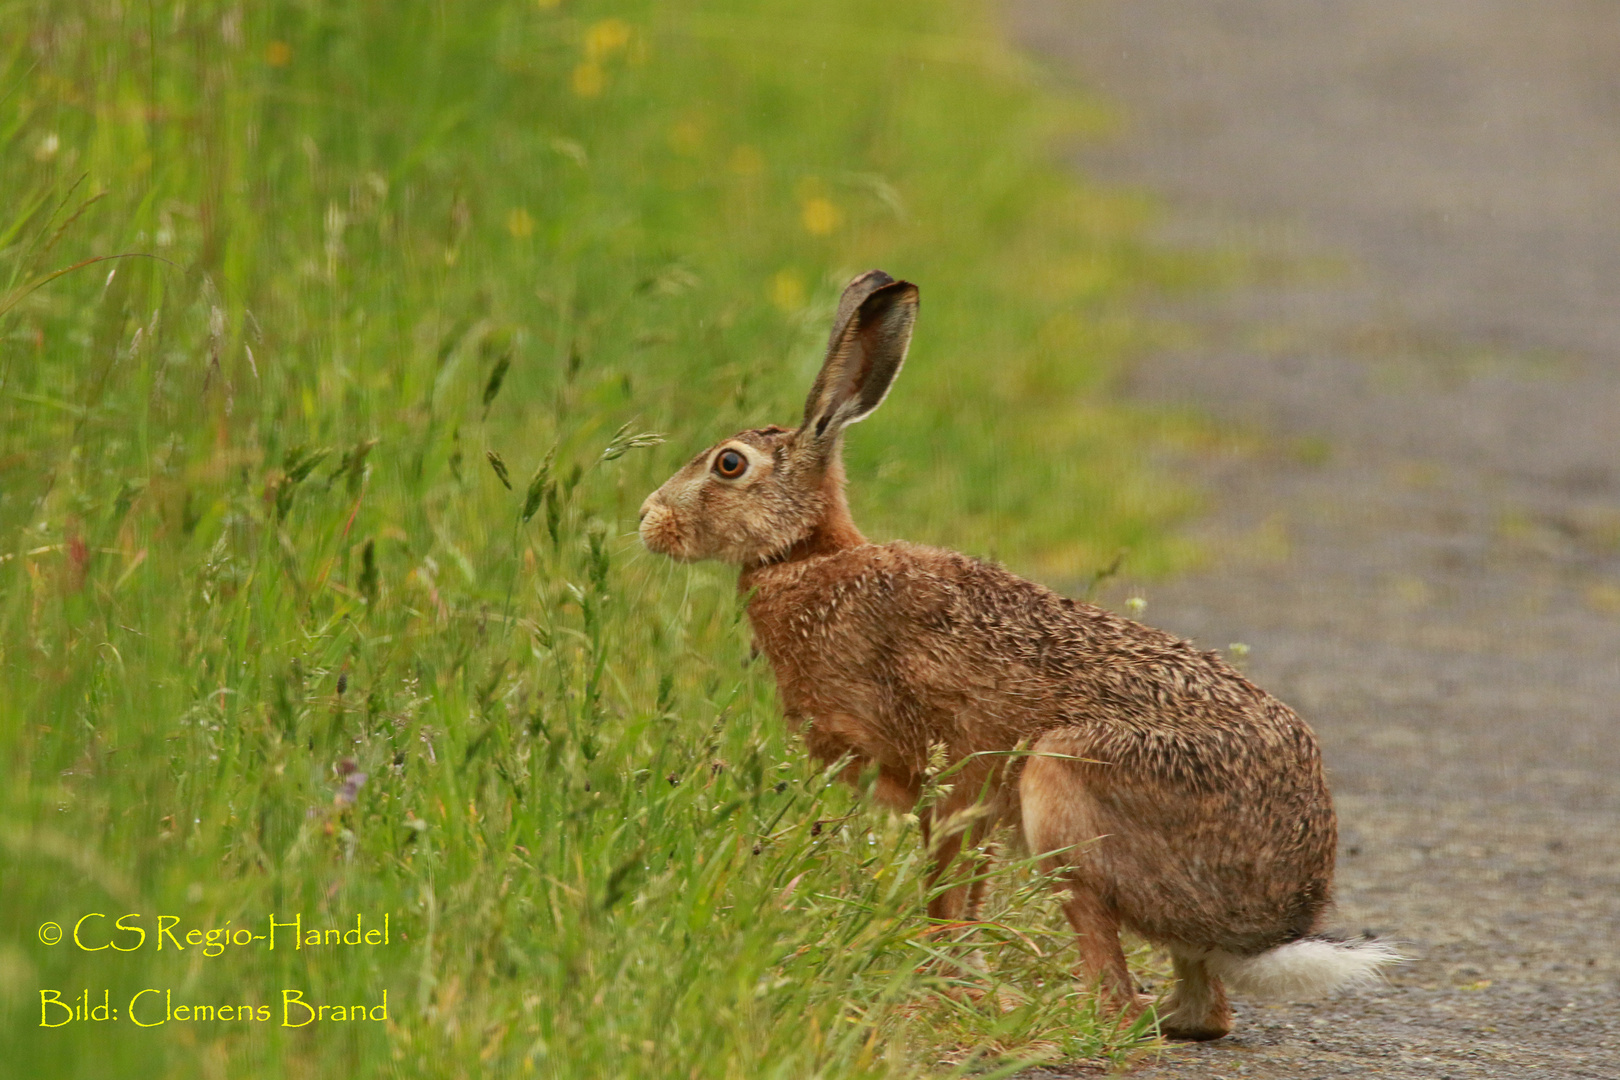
1,1,1204,1076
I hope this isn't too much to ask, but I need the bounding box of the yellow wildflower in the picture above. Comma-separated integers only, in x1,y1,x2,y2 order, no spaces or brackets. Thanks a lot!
800,197,841,236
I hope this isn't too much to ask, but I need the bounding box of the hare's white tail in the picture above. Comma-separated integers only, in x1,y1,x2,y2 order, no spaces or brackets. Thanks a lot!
1207,936,1404,1000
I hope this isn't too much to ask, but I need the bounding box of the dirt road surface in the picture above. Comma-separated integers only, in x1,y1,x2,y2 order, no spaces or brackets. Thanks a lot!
1005,3,1620,1076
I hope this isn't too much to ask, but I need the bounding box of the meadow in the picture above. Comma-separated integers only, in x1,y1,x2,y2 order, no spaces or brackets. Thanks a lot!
1,1,1209,1075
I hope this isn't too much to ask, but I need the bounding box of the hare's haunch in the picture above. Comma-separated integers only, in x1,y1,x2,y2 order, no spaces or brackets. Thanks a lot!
639,270,1399,1041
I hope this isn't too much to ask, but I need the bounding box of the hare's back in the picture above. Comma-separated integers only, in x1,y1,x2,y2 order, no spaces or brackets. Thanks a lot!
893,546,1286,717
748,540,1324,767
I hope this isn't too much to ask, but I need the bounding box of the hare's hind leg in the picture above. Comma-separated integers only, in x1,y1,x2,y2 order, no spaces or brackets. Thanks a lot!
1020,738,1137,1012
1157,951,1232,1041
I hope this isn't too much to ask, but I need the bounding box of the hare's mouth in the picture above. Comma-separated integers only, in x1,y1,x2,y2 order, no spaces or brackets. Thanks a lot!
638,503,694,561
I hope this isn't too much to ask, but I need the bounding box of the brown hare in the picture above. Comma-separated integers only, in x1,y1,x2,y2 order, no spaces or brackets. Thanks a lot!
638,270,1399,1040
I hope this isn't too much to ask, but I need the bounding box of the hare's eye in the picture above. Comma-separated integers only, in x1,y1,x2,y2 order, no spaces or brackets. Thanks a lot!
714,449,748,479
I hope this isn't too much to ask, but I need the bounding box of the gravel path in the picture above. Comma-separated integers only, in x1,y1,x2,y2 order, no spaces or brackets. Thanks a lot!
1004,3,1620,1075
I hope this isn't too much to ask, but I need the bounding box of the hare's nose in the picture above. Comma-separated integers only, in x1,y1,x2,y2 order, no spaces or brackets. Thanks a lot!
637,493,656,522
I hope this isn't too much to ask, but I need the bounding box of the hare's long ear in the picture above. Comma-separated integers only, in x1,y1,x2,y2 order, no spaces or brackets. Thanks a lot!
799,271,918,458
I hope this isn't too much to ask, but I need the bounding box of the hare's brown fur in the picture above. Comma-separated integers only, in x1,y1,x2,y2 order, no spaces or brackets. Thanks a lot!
641,271,1388,1041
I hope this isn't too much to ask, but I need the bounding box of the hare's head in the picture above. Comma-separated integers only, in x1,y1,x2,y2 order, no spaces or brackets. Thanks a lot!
639,270,918,566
